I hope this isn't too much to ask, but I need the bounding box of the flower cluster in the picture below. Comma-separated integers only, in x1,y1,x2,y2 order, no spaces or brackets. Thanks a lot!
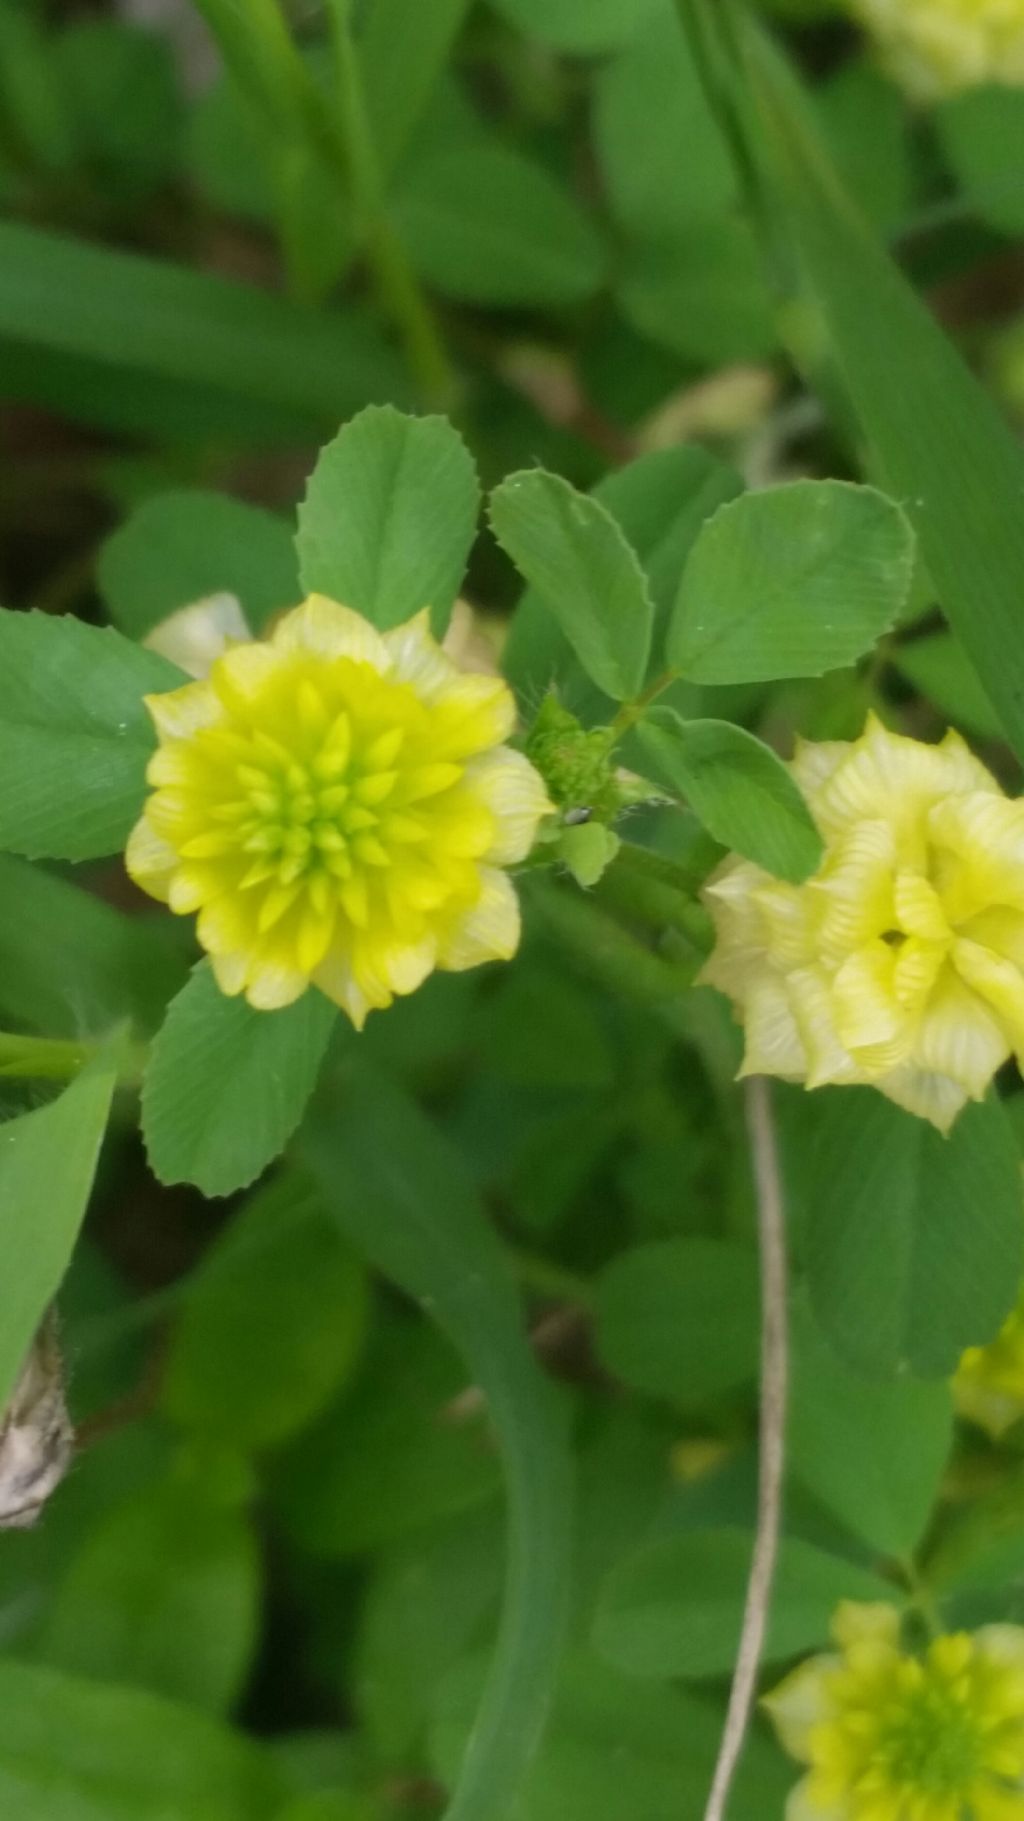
955,1285,1024,1439
702,715,1024,1132
127,596,551,1026
850,0,1024,98
766,1601,1024,1821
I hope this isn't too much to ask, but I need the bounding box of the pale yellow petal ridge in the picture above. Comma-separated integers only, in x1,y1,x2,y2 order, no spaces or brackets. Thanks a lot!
145,679,221,741
912,968,1010,1099
784,1777,851,1821
438,867,520,970
271,595,391,669
383,609,458,697
762,1656,838,1761
737,975,807,1080
143,592,252,679
466,747,553,864
124,816,178,901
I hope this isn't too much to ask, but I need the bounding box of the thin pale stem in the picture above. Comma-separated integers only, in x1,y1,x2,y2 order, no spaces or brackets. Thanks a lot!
703,1075,789,1821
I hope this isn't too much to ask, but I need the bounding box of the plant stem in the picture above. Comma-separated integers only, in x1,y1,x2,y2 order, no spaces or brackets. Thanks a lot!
703,1076,789,1821
323,0,455,408
0,1030,145,1086
611,668,679,737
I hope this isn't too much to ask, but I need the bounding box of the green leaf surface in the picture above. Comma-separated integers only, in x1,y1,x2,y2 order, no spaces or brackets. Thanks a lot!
99,490,299,641
594,3,736,240
817,59,911,231
0,1056,116,1409
296,405,479,635
937,86,1024,236
891,631,1004,740
430,1652,791,1821
0,1659,278,1821
0,609,183,861
490,469,653,700
618,224,774,367
273,1316,503,1557
788,1303,953,1558
487,0,660,52
0,221,409,439
299,1063,572,1821
36,1472,261,1715
593,1527,894,1679
803,1090,1023,1379
141,963,337,1197
668,480,914,684
736,15,1024,759
595,1238,760,1403
56,19,181,199
360,0,472,181
0,855,188,1036
393,145,606,309
504,445,742,711
162,1171,368,1450
637,710,823,881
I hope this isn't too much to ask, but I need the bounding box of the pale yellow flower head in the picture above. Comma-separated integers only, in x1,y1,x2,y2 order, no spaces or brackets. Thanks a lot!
955,1283,1024,1438
765,1600,1024,1821
702,714,1024,1133
126,597,551,1026
849,0,1024,98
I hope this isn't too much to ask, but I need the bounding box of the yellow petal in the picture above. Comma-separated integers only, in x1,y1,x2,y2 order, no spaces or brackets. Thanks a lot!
830,1601,902,1652
210,642,281,712
762,1656,838,1760
124,816,177,902
313,947,373,1028
428,675,517,758
878,1065,968,1134
143,592,252,679
210,951,249,997
810,820,895,963
438,867,520,969
271,595,390,670
911,966,1010,1099
893,871,949,941
953,936,1024,1056
382,609,457,697
466,747,553,865
736,976,807,1079
831,940,904,1052
145,679,221,742
245,957,309,1010
786,967,862,1088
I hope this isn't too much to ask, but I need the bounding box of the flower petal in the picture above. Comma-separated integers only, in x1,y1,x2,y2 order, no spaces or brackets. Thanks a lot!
466,747,552,864
762,1656,838,1760
438,867,520,969
124,816,178,902
736,975,807,1079
911,965,1010,1100
383,609,458,697
145,679,221,742
271,595,390,669
143,592,252,679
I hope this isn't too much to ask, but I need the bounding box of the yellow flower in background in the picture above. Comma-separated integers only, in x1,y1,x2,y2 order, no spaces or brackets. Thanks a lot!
765,1601,1024,1821
955,1286,1024,1438
849,0,1024,98
702,714,1024,1132
127,597,551,1025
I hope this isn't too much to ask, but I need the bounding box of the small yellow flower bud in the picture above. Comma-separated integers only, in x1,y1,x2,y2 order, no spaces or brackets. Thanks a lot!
850,0,1024,98
702,714,1024,1132
126,598,552,1026
765,1601,1024,1820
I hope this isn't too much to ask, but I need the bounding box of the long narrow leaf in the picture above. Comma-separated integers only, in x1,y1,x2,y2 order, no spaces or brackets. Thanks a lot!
686,2,1024,762
300,1062,571,1821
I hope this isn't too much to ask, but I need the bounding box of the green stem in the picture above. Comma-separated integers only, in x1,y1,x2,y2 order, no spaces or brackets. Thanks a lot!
0,1030,145,1086
322,0,455,408
611,669,679,738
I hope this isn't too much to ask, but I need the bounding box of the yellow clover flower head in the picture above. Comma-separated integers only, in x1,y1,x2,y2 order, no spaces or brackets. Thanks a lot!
126,597,551,1026
955,1284,1024,1439
702,714,1024,1133
765,1600,1024,1821
849,0,1024,98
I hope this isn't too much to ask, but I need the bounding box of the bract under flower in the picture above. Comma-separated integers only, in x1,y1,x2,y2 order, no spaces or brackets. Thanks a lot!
126,596,551,1026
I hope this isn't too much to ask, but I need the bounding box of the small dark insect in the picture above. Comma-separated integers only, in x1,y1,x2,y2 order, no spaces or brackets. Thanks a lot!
0,1311,72,1529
